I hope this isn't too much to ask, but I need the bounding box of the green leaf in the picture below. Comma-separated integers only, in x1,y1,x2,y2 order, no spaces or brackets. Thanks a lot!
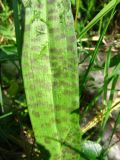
79,0,120,39
0,84,4,113
103,46,112,106
21,0,81,159
13,0,22,60
0,112,13,120
110,53,120,67
0,25,15,41
0,45,17,55
71,0,75,5
0,45,18,62
8,80,19,97
81,140,102,159
102,52,120,68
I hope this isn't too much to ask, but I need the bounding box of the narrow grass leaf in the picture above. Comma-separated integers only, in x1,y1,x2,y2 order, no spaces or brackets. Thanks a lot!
0,112,13,120
80,10,115,97
103,46,112,106
102,74,119,133
0,84,4,113
75,0,80,30
12,0,21,62
109,53,120,67
79,0,120,39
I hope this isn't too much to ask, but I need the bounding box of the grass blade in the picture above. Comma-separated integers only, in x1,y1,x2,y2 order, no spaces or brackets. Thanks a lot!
12,0,21,62
0,84,4,113
0,112,13,120
0,65,4,113
102,75,119,131
79,10,115,97
103,46,112,106
79,0,120,39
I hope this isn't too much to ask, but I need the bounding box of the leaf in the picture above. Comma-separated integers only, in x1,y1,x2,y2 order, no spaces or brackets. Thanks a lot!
71,0,75,5
81,140,102,159
103,46,112,106
102,53,120,68
0,112,13,120
0,84,4,113
0,45,17,55
8,80,19,97
21,0,81,159
79,0,120,39
110,53,120,67
79,5,115,96
12,0,22,59
0,25,15,41
0,45,18,62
